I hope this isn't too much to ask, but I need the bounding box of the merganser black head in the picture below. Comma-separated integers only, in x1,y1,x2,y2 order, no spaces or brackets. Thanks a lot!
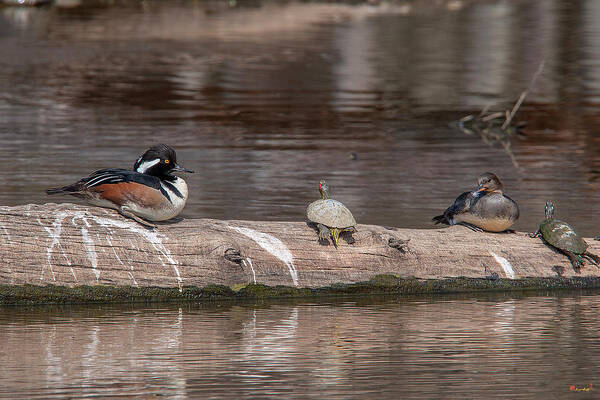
318,180,330,200
476,172,504,193
133,144,194,177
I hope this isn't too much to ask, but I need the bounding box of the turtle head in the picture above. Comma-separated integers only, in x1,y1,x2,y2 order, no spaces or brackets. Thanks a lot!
476,172,504,193
318,180,330,200
544,201,555,220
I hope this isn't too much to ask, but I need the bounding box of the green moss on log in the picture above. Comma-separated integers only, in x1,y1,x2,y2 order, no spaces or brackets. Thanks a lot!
2,275,600,305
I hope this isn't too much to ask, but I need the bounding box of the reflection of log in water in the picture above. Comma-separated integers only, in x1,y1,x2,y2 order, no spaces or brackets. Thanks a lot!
1,203,600,301
1,295,597,398
454,60,546,170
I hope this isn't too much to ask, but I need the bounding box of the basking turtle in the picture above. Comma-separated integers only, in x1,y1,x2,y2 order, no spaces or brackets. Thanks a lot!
306,180,356,247
530,201,600,270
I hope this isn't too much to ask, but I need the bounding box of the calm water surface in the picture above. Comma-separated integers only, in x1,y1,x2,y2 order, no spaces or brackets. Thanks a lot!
1,292,599,399
1,0,600,234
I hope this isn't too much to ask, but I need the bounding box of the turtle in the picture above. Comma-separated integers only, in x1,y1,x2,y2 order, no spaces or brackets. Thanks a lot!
529,201,600,270
306,180,357,247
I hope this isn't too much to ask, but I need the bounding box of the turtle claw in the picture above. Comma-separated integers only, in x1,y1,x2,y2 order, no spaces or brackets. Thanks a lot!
584,252,600,266
341,230,356,245
318,231,329,240
565,251,584,271
318,237,330,246
316,223,332,245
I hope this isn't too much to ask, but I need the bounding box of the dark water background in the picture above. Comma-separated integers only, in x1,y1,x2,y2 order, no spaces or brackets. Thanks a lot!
1,292,599,399
2,1,600,398
1,0,600,235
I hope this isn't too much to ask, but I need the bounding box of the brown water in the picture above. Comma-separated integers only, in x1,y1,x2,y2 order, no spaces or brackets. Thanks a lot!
1,292,599,399
1,0,600,235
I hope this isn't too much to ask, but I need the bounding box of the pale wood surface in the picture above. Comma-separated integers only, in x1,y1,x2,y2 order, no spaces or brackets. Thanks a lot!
0,203,598,289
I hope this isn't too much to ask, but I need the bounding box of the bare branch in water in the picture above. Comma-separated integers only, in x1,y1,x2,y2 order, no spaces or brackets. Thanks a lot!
454,58,546,171
502,58,546,130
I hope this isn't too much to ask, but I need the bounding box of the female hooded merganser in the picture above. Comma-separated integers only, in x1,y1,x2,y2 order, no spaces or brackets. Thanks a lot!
432,172,519,232
46,144,193,228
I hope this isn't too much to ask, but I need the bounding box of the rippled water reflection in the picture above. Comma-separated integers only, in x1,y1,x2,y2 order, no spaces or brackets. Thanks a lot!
1,0,600,235
1,292,599,399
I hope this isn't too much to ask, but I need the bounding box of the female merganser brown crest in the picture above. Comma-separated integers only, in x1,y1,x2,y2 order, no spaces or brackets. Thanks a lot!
432,172,519,232
46,144,194,228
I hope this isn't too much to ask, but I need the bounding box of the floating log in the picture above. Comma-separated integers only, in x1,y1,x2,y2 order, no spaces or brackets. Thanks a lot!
1,203,600,303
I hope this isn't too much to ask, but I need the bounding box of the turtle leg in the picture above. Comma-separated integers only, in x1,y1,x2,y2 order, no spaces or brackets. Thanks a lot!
564,251,584,270
457,222,484,232
331,228,341,248
584,252,600,266
340,227,356,244
316,223,331,245
528,229,541,238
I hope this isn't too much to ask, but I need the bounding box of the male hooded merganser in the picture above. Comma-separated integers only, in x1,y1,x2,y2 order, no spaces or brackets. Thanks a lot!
46,144,193,227
432,172,519,232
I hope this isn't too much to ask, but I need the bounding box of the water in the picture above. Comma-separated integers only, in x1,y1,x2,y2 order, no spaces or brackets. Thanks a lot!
0,292,598,399
1,0,600,235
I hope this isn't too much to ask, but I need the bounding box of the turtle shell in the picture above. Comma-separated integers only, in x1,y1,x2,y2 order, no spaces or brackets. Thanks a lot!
306,199,356,229
539,218,588,254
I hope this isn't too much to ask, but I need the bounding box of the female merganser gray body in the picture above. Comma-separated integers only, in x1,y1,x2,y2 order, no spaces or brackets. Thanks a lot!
432,172,519,232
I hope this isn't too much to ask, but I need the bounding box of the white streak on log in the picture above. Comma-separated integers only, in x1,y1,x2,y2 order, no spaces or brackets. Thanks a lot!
41,212,77,281
127,272,138,287
230,226,298,286
106,234,137,286
1,225,11,242
242,258,257,284
79,226,99,281
105,234,120,264
91,215,182,290
40,215,67,281
490,251,515,279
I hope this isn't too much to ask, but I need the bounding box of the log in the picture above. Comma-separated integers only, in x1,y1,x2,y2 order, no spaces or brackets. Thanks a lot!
1,203,600,300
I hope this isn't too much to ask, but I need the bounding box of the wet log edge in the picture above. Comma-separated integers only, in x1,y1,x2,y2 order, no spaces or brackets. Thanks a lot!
1,203,600,304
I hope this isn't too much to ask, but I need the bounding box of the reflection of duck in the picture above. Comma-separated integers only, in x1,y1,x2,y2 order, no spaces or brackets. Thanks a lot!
432,172,519,232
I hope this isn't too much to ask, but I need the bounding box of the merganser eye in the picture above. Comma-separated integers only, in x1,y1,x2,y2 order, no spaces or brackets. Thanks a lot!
164,159,170,164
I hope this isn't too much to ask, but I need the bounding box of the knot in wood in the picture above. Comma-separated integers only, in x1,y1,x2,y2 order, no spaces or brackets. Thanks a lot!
388,237,410,253
224,248,243,264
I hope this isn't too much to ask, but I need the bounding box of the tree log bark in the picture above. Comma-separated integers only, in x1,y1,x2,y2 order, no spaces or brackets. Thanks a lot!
1,203,600,292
